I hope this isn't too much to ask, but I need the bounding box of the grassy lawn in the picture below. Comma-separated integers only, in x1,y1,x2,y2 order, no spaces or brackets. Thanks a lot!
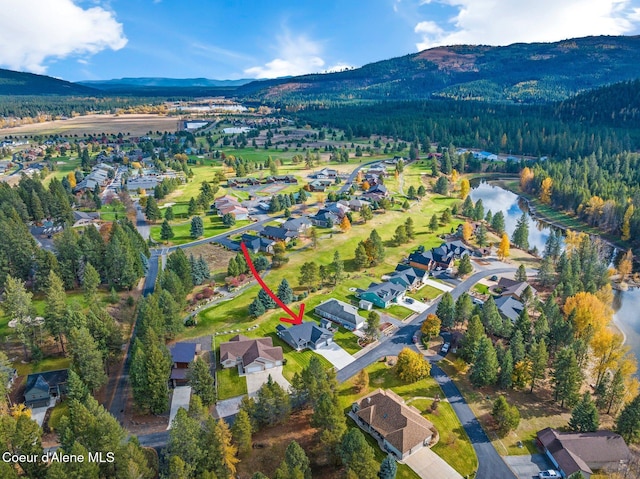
99,203,126,221
473,283,490,295
410,398,478,476
385,304,414,320
150,214,250,245
407,284,442,302
47,402,69,433
43,156,79,185
216,367,247,400
338,360,477,477
332,327,361,355
179,189,462,342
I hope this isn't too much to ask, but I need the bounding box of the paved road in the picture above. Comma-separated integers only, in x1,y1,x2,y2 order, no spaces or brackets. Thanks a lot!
135,203,150,240
431,362,516,479
338,159,385,194
337,267,516,382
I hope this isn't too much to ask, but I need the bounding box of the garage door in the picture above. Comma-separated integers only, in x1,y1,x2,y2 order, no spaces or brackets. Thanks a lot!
245,364,263,374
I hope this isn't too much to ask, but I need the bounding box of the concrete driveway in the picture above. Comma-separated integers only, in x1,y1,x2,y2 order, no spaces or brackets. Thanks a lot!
30,397,56,427
245,366,291,397
314,342,355,369
504,454,555,479
403,447,463,479
167,386,191,429
215,396,244,418
401,297,429,313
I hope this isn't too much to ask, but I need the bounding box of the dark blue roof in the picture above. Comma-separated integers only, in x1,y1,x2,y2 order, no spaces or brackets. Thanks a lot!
170,343,197,363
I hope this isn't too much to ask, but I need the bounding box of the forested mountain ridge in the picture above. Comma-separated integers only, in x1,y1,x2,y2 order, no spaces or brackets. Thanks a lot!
0,68,99,95
236,35,640,104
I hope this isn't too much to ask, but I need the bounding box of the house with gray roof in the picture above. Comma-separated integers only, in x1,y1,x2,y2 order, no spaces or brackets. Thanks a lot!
219,335,283,375
494,295,525,323
169,342,201,387
314,298,365,330
24,369,69,408
282,216,312,233
240,234,275,254
276,322,334,351
537,427,630,479
388,264,428,291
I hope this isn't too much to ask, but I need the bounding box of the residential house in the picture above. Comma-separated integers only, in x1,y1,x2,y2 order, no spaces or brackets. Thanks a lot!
218,204,250,221
72,210,100,228
282,216,312,234
308,179,333,192
473,151,499,161
494,296,525,323
260,225,297,242
276,322,334,351
219,335,283,375
314,298,365,330
169,342,201,387
351,389,435,460
338,198,370,212
358,282,406,309
366,184,389,197
310,210,339,228
313,168,337,179
387,264,428,291
24,369,69,408
227,177,261,188
213,195,241,210
324,202,349,218
266,175,298,184
126,176,160,194
240,234,275,254
537,428,630,479
497,278,537,301
407,249,436,272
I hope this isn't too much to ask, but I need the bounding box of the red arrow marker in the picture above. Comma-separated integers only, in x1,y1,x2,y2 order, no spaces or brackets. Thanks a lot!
240,242,305,325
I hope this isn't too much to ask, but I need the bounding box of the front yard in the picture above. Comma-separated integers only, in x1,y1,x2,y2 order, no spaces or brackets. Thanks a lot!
216,367,248,400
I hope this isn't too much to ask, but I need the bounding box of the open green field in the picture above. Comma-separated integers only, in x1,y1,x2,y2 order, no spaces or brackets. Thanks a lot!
338,360,477,477
216,367,248,400
406,284,442,302
44,156,79,185
179,188,462,342
99,202,126,221
150,214,250,245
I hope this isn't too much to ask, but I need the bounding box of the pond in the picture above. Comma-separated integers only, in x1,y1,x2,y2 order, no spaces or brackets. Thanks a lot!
469,181,559,252
470,181,640,371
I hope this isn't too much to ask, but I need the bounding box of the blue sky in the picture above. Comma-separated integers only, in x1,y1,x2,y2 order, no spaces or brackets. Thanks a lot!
1,0,640,81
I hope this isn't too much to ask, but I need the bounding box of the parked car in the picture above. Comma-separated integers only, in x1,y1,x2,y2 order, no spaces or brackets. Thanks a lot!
405,298,414,304
412,333,419,344
490,275,498,281
538,471,560,479
441,343,450,354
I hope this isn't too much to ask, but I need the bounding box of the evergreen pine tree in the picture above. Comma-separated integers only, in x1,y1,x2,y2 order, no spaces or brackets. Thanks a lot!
190,216,204,239
569,393,599,432
277,279,294,305
511,212,530,250
378,455,397,479
258,289,276,309
470,336,499,387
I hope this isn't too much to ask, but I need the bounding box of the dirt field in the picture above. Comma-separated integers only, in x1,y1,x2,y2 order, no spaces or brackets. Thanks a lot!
0,114,180,137
186,243,235,276
236,409,343,479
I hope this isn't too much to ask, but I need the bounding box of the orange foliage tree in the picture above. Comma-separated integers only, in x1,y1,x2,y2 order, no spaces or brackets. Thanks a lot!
563,291,611,342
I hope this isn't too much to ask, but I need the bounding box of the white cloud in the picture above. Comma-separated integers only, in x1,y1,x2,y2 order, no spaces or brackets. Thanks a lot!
0,0,127,73
244,33,328,78
415,0,640,51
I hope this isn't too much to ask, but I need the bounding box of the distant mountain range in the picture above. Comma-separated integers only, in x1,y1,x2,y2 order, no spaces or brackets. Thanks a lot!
1,35,640,103
235,35,640,104
78,77,252,89
0,68,98,95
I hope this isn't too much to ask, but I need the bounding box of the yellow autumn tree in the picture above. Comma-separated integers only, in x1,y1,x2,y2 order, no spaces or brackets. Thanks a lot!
462,222,473,241
584,196,605,226
498,233,510,261
362,181,371,191
67,172,77,188
340,215,351,233
421,314,441,341
564,230,588,257
539,177,553,204
563,291,611,341
519,167,534,191
591,329,625,388
460,178,470,200
618,249,633,279
621,204,634,241
451,169,459,184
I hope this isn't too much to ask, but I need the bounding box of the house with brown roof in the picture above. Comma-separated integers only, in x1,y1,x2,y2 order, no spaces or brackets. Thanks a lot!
350,389,435,459
537,428,631,479
219,335,283,375
497,277,537,301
